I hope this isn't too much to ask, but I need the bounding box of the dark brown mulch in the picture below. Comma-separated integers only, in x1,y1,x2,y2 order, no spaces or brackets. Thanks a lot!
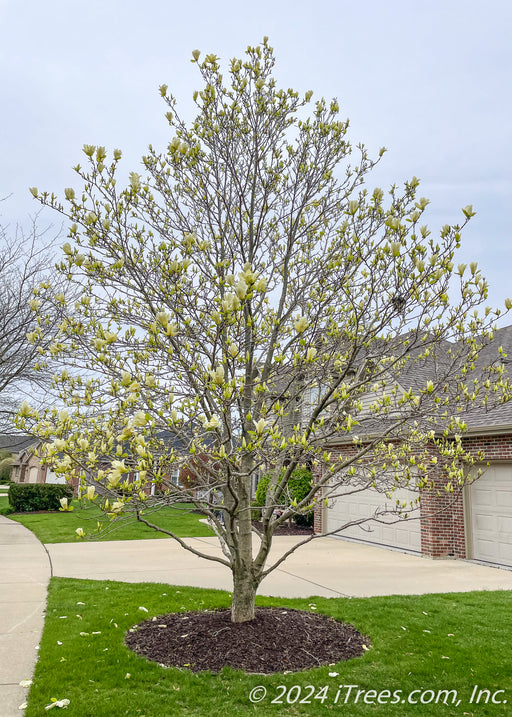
125,607,370,673
252,520,314,536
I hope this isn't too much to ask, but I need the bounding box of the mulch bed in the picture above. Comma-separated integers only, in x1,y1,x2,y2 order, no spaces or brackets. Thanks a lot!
252,521,314,536
125,607,369,673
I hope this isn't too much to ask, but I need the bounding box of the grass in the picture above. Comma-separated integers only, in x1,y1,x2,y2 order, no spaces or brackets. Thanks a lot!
7,501,214,543
0,494,13,515
25,579,512,716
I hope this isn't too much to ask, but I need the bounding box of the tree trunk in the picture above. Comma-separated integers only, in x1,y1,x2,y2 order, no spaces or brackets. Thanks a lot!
231,562,259,622
230,462,259,622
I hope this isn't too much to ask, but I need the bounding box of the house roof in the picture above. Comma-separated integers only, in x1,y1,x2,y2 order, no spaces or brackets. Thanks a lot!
458,325,512,433
322,325,512,443
0,434,39,454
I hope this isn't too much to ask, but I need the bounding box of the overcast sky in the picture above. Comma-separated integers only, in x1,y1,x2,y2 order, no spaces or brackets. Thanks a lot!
1,0,511,322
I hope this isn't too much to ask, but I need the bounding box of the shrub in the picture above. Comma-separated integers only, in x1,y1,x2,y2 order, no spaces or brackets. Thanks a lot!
0,450,14,482
254,467,314,526
8,483,74,512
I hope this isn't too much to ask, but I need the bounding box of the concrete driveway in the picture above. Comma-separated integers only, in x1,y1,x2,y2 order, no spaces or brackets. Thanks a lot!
47,534,512,598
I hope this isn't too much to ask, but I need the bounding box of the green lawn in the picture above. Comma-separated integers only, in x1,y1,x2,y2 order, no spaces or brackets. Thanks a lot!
0,494,12,515
8,501,214,542
24,580,512,716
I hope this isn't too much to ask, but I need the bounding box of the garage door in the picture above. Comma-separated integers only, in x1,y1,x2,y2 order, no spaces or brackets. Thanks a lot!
469,464,512,567
325,484,421,553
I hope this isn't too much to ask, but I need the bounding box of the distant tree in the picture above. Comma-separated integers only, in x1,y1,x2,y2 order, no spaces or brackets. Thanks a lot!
18,40,510,622
0,449,13,482
0,210,66,431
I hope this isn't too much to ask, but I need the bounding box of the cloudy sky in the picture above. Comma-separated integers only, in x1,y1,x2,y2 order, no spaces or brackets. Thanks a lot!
1,0,510,320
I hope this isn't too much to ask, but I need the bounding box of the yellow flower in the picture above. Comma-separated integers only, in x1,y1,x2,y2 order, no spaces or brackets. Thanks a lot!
221,293,240,312
293,316,309,334
156,311,170,327
210,365,225,385
204,415,220,430
19,401,33,417
235,279,248,299
255,418,267,434
132,410,148,426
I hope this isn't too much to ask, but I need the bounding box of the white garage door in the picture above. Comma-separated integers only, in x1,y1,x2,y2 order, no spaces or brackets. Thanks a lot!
326,484,421,553
469,464,512,567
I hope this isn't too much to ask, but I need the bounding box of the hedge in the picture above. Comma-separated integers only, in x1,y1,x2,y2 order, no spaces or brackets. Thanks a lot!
254,467,314,526
8,483,74,512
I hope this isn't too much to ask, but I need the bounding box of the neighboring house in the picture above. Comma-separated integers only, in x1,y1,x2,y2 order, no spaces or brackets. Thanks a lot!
1,435,66,485
314,325,512,571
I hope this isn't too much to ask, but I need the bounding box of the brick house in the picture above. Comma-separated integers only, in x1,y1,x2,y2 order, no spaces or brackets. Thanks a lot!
2,435,67,486
314,326,512,570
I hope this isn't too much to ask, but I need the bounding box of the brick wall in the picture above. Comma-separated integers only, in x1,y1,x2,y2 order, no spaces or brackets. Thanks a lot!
419,463,466,558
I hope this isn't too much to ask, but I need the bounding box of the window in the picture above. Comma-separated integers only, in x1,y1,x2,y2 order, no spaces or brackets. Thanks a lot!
170,468,180,486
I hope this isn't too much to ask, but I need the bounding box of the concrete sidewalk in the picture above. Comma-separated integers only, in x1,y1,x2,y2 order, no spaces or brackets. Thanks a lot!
47,534,512,598
0,515,51,716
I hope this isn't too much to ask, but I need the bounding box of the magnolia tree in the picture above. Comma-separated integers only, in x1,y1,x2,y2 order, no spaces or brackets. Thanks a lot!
18,40,511,622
